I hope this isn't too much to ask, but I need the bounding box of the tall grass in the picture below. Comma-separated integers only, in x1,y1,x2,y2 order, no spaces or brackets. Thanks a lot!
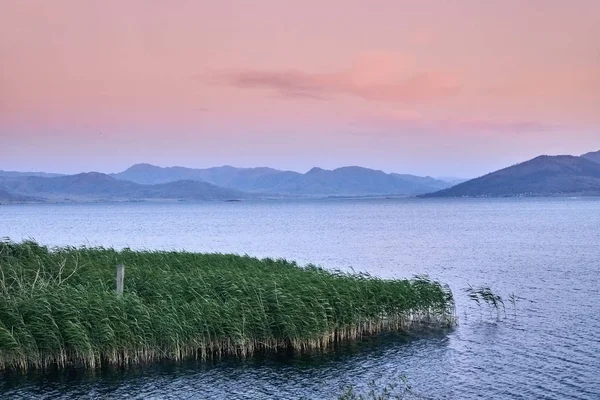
464,284,506,320
0,240,455,371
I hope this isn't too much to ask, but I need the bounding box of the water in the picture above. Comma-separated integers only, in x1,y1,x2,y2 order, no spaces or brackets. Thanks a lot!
1,198,599,399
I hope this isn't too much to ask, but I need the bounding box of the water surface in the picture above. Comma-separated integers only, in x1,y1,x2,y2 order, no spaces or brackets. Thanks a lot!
1,198,599,399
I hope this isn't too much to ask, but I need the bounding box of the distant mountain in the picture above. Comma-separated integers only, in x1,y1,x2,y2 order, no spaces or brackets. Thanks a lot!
113,164,451,196
278,166,450,196
112,164,298,190
0,170,63,178
421,155,600,198
0,173,245,202
581,150,600,164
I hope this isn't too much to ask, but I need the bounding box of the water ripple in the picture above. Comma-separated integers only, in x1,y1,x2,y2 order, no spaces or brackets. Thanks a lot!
1,198,599,399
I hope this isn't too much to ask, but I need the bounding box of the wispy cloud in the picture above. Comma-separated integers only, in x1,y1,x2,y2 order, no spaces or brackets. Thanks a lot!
215,52,461,104
356,110,559,136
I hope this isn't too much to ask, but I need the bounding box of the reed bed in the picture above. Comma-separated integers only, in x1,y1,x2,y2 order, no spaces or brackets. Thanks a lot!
0,240,455,371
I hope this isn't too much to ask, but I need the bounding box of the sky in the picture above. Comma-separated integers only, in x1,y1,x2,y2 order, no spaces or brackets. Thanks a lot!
1,0,599,178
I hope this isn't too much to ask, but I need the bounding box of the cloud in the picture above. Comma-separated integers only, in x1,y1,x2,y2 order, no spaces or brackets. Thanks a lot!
216,52,461,104
227,70,332,99
356,111,558,136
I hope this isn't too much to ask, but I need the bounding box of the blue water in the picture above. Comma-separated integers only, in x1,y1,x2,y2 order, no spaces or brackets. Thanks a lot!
1,198,599,399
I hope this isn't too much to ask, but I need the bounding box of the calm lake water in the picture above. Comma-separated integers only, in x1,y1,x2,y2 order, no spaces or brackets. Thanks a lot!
1,198,599,399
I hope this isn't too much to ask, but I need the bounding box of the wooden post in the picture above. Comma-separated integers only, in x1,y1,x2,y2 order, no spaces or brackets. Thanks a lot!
116,263,125,297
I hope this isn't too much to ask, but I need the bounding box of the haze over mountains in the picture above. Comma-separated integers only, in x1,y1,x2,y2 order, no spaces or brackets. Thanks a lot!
0,173,244,203
0,171,63,179
112,164,451,196
0,189,38,203
1,150,599,203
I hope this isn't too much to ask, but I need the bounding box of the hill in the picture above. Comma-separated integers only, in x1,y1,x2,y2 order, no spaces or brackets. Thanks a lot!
0,173,246,202
0,189,40,204
113,164,451,196
421,155,600,198
581,150,600,164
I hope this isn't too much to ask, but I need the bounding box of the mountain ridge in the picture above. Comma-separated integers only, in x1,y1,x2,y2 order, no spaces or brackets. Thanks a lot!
421,155,600,198
0,170,63,178
581,150,600,164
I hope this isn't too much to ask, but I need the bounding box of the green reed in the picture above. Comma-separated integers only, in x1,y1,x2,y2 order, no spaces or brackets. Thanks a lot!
464,284,506,320
0,240,455,370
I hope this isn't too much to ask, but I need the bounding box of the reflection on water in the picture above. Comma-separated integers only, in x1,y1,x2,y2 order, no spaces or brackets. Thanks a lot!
2,333,450,399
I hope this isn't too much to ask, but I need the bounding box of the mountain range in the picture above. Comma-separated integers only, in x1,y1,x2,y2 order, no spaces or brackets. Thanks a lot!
0,165,453,203
422,151,600,197
111,164,451,196
1,150,599,203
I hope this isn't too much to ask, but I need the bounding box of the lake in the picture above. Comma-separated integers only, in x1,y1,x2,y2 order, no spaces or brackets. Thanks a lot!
1,198,599,399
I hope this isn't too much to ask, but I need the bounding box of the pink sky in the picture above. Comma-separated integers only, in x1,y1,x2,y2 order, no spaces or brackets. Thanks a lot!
1,0,599,177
